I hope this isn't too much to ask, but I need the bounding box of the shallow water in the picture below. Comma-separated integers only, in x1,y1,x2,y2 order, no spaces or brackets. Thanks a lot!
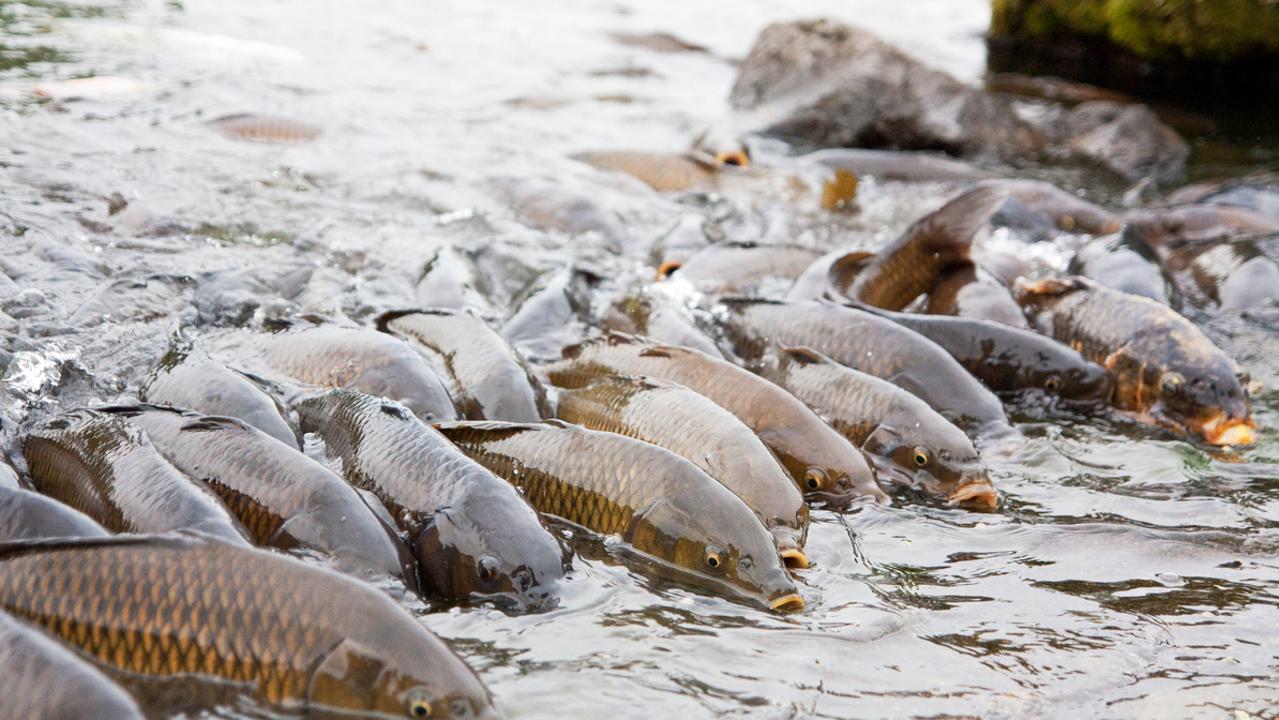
2,1,1278,718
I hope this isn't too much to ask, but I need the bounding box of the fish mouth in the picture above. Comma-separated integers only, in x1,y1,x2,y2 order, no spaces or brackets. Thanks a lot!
1199,413,1256,447
948,479,998,511
715,150,749,167
656,260,682,279
768,593,805,613
778,547,810,570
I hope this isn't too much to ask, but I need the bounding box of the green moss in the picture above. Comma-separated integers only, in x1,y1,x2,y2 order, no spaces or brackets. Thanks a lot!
992,0,1279,63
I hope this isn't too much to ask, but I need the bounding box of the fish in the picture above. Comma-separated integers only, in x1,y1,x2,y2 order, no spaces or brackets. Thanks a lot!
100,404,415,586
1016,276,1255,446
786,247,866,301
416,245,500,317
1068,226,1182,307
377,309,551,422
546,332,886,505
20,410,249,543
296,390,569,609
798,148,996,182
923,264,1031,328
719,298,1010,433
1180,239,1279,311
846,186,1008,310
0,610,144,720
1126,204,1279,250
139,331,300,448
555,375,811,567
854,305,1113,404
989,180,1122,238
574,151,719,192
0,535,499,719
212,324,458,422
661,241,823,295
0,454,19,489
0,483,109,542
765,347,996,510
601,291,725,359
610,31,709,54
648,214,716,274
488,177,630,250
436,420,804,611
501,266,600,362
207,113,321,143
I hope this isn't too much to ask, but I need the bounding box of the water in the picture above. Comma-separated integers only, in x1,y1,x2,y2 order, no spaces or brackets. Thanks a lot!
2,0,1277,718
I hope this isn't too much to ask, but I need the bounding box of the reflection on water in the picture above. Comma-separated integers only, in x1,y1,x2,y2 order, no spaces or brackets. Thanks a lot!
2,0,1278,718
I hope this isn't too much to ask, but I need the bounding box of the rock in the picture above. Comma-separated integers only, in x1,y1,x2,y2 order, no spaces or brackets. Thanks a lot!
1063,102,1188,183
728,20,1041,159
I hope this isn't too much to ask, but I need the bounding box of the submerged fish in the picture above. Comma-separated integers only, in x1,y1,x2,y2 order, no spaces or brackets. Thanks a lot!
501,266,599,362
101,404,414,586
416,245,500,317
601,291,724,359
990,180,1122,238
0,483,109,542
1126,204,1279,250
0,535,499,719
378,309,550,422
220,324,458,422
296,390,569,609
556,375,811,567
139,332,299,447
861,306,1113,404
661,241,822,295
437,420,803,611
207,113,321,143
923,263,1030,328
1016,276,1255,446
1182,239,1279,311
798,148,995,182
0,610,144,720
546,332,885,505
846,186,1008,310
574,151,719,192
1068,226,1181,307
766,347,996,510
21,410,248,543
720,298,1010,433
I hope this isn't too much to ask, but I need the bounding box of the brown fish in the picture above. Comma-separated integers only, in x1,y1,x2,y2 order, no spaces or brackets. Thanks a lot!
766,347,996,510
847,186,1008,310
990,179,1123,237
296,389,569,609
574,151,719,192
924,264,1030,328
0,483,109,542
21,410,249,543
210,324,458,421
139,332,300,448
719,298,1010,433
1126,204,1279,250
101,404,415,586
661,241,822,295
601,291,725,359
1182,239,1279,311
799,148,995,182
1016,276,1255,446
437,420,803,611
0,535,500,719
377,309,551,422
0,610,144,720
207,113,321,143
1068,226,1181,307
546,332,886,505
556,375,811,568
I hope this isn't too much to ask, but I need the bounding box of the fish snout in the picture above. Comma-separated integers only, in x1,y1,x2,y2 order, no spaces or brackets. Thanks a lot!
768,593,805,613
948,475,999,511
770,527,810,570
1199,412,1256,447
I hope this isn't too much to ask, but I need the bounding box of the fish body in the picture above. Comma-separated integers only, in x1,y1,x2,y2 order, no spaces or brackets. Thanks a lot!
1183,239,1279,311
574,151,719,192
720,298,1009,433
0,535,498,719
1068,227,1181,307
1016,276,1254,446
546,332,885,505
848,186,1008,310
378,309,550,422
0,484,109,542
102,405,414,586
0,610,144,720
923,264,1030,328
602,291,724,359
501,267,599,362
990,180,1122,238
416,245,500,317
766,347,996,509
296,390,568,609
437,421,803,611
799,148,995,182
21,410,248,543
139,332,299,447
863,306,1113,403
555,375,810,567
207,113,320,143
662,241,821,295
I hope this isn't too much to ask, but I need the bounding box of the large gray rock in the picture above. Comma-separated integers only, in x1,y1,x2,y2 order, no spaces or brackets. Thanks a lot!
1063,102,1189,183
729,19,1041,159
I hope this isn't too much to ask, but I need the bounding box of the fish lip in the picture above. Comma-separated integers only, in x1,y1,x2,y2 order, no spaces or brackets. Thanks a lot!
768,592,805,613
948,479,998,511
778,548,810,570
1201,416,1256,447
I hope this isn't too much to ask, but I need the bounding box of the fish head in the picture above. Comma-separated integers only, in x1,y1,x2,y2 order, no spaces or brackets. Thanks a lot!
864,424,997,510
413,495,570,612
1054,358,1115,405
774,450,888,508
308,637,501,720
1150,360,1255,447
628,497,803,613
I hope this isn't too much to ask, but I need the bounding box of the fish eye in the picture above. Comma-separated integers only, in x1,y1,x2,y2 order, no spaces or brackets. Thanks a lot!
1161,372,1185,397
1044,375,1061,393
738,556,753,572
450,699,471,717
705,547,724,571
477,556,498,584
912,447,930,467
406,696,432,718
803,469,824,491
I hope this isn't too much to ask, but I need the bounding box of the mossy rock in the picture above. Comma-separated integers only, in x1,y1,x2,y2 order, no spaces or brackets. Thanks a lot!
992,0,1279,63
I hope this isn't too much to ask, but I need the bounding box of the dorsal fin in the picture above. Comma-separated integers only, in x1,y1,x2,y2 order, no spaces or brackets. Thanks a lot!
179,416,252,433
375,308,461,333
778,345,827,366
910,185,1009,255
